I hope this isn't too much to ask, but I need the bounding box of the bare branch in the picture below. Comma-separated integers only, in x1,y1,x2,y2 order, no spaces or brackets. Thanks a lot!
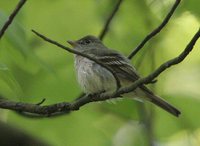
32,30,121,89
0,0,27,39
128,0,181,59
36,98,46,105
0,28,199,117
98,0,123,40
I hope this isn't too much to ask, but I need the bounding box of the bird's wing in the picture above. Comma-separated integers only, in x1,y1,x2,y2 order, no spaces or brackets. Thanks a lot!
83,48,140,82
85,48,156,94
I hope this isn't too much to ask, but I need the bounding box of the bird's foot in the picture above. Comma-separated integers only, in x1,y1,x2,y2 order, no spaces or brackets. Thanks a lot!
87,90,106,101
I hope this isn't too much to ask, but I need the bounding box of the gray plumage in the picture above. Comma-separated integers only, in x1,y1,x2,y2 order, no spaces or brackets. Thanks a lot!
67,35,181,117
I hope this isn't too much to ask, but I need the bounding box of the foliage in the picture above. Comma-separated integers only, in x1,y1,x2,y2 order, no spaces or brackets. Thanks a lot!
0,0,199,146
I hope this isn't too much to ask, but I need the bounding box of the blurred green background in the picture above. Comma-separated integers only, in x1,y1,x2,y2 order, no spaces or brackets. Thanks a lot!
0,0,200,146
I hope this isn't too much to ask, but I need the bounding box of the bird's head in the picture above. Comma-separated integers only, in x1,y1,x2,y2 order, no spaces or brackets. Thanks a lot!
67,35,104,51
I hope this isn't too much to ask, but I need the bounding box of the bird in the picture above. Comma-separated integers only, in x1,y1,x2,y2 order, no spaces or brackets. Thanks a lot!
67,35,181,117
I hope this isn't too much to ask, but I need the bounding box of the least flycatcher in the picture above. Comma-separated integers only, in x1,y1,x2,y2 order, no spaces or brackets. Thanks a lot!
67,35,180,117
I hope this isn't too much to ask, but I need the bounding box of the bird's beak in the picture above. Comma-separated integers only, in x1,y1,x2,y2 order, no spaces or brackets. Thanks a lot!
67,40,78,47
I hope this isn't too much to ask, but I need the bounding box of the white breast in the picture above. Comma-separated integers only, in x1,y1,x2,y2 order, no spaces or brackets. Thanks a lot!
75,56,116,93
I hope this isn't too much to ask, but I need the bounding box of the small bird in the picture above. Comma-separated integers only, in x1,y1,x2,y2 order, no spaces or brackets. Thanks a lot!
67,35,181,117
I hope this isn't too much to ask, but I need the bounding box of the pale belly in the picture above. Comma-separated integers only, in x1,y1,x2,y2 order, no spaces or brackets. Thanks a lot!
75,57,116,93
74,56,144,101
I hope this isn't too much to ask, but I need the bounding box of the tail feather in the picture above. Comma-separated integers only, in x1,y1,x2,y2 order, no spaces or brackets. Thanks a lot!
149,94,181,117
140,86,181,117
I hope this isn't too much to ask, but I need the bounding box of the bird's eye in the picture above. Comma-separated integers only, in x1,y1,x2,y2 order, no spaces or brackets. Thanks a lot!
85,39,91,44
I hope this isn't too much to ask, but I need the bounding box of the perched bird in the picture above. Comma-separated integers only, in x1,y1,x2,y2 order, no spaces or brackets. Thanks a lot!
67,35,181,117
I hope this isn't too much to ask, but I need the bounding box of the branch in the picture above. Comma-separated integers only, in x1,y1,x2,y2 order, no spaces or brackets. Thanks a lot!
123,28,200,94
32,30,121,89
0,28,199,116
128,0,181,59
98,0,123,40
0,0,27,39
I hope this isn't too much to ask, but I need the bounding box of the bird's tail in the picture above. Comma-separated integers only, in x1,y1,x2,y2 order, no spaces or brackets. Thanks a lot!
140,86,181,117
149,94,181,117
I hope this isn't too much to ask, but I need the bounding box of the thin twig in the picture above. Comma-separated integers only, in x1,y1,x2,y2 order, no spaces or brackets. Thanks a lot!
36,98,46,105
0,0,27,39
32,30,121,89
0,28,199,117
98,0,123,40
128,0,181,59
